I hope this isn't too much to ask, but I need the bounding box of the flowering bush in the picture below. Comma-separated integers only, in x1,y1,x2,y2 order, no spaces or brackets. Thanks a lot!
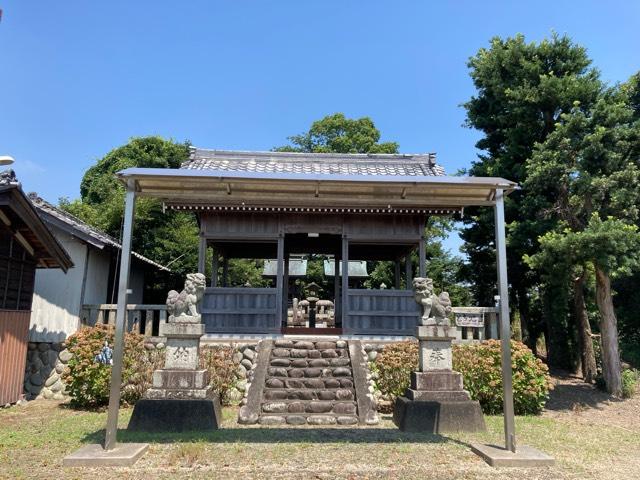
199,346,238,405
371,339,552,415
453,340,552,415
63,325,163,408
369,341,418,412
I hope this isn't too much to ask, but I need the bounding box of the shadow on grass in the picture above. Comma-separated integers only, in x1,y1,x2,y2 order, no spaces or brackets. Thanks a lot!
544,372,620,412
81,426,472,449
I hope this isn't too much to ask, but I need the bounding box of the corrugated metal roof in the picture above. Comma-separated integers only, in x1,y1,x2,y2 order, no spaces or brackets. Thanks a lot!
183,148,446,177
27,194,170,272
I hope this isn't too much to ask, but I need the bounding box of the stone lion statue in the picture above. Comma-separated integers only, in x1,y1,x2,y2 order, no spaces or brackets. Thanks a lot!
166,273,206,320
412,277,453,326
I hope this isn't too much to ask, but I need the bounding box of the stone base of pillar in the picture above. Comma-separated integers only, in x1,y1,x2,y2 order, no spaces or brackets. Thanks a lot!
393,371,485,433
127,398,222,432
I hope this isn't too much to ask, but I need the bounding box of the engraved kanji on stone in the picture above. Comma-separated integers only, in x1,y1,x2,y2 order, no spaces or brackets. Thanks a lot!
173,346,189,362
430,348,445,366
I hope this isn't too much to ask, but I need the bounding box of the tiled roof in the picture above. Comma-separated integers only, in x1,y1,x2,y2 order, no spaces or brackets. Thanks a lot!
28,194,170,271
182,148,446,177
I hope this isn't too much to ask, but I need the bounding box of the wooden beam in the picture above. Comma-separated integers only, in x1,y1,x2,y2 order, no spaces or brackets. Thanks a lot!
14,231,34,257
0,210,11,226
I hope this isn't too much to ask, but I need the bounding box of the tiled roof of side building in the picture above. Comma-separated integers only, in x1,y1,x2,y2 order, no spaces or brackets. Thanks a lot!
28,193,170,272
182,148,446,177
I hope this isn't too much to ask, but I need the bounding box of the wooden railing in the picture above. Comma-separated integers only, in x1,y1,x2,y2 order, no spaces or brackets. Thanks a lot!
80,304,167,337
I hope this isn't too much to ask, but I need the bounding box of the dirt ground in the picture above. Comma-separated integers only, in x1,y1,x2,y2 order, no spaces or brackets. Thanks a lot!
0,375,638,480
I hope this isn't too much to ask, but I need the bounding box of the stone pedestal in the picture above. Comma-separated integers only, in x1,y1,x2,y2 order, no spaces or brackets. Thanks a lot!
393,325,485,433
128,313,221,431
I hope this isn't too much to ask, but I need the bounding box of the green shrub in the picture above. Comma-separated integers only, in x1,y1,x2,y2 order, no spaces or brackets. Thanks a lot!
63,325,163,408
369,341,418,404
621,340,640,369
200,346,238,405
453,340,552,415
371,339,552,415
621,369,639,399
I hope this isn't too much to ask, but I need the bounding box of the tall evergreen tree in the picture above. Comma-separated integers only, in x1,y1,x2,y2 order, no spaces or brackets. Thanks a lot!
525,77,640,395
461,34,602,368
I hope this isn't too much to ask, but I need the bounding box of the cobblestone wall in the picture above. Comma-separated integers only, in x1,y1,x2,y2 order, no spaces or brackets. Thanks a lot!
23,342,72,400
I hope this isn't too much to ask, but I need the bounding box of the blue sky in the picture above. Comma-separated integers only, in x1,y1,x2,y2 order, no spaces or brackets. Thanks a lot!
1,1,639,254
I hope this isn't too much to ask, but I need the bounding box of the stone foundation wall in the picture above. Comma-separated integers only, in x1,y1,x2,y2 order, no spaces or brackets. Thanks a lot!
23,342,72,400
229,343,258,405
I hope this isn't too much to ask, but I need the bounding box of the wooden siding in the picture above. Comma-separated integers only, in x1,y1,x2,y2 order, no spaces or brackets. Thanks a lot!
344,289,418,334
0,310,30,405
202,287,279,333
0,229,37,311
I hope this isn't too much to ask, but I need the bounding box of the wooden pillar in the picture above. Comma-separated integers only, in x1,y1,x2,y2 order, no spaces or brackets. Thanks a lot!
334,254,340,326
275,235,285,327
211,250,218,287
394,258,401,289
405,255,412,287
419,236,426,277
144,309,154,336
341,236,349,331
197,236,206,275
283,251,289,327
222,255,229,287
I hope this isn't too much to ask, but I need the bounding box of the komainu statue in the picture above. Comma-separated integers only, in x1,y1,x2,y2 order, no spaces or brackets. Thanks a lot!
412,277,452,326
166,272,206,321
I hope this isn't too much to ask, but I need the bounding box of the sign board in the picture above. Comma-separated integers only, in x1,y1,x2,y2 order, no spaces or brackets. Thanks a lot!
455,312,484,327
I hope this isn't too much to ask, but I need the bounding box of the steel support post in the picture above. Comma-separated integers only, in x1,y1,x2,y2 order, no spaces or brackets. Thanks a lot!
494,189,516,453
104,182,136,450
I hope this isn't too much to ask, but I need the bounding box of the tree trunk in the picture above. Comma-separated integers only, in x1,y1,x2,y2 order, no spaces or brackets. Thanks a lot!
594,266,622,396
573,271,597,383
516,286,533,352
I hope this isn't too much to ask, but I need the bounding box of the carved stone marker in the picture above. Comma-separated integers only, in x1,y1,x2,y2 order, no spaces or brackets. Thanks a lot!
128,273,222,431
393,277,485,433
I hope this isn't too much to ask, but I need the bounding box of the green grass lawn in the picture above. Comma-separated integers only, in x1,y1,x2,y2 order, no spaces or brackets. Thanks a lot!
1,401,638,479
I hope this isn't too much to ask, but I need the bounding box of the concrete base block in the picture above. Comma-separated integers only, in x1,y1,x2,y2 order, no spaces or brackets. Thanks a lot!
471,443,555,468
63,443,148,467
393,396,486,433
127,397,222,432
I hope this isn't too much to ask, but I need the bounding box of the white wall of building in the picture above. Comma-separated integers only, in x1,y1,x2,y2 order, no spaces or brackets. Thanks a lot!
29,229,87,342
30,224,155,343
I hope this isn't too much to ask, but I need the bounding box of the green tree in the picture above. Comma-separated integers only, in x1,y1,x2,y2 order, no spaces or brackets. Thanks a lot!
461,33,602,368
275,113,399,153
525,79,640,395
61,137,197,296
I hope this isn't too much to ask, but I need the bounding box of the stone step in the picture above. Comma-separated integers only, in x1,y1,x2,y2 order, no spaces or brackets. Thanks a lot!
265,377,354,389
270,357,351,368
259,413,359,426
274,340,348,350
263,388,355,401
266,366,353,378
271,348,349,359
261,400,358,415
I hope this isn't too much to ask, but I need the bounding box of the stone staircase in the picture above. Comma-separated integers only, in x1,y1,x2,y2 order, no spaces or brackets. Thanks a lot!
238,339,378,426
